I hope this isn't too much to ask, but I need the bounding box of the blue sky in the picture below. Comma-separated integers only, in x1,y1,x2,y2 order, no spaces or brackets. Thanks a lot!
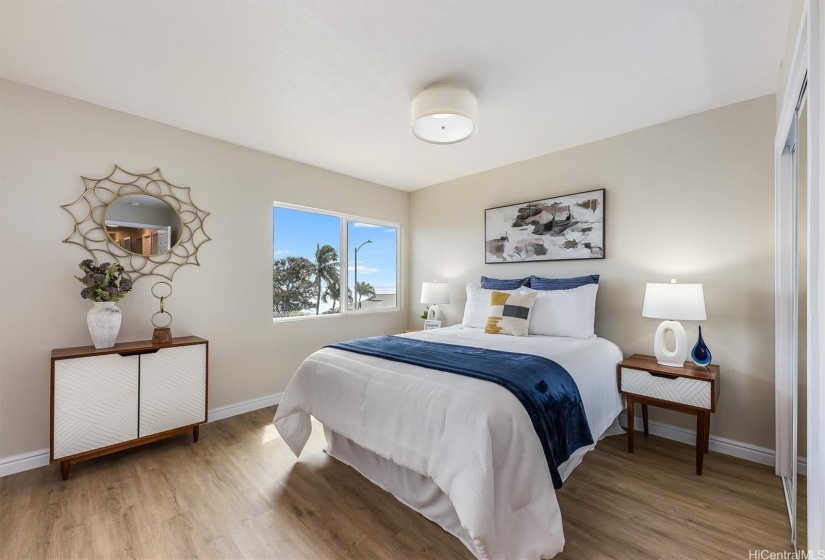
273,206,397,294
347,220,397,294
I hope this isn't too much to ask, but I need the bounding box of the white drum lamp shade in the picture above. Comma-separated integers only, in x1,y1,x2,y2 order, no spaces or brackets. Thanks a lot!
642,281,706,367
421,281,450,321
411,87,477,144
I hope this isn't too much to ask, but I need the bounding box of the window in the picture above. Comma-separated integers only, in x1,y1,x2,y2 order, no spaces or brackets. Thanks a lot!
347,220,398,311
273,203,400,320
272,206,341,318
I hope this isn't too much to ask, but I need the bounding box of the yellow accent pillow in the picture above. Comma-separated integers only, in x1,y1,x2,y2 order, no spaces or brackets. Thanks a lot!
485,290,538,336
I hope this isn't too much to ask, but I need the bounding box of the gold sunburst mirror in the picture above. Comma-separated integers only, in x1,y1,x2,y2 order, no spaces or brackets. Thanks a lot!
61,166,211,281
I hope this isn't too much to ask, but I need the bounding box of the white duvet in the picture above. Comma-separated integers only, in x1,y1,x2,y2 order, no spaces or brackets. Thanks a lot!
273,325,624,559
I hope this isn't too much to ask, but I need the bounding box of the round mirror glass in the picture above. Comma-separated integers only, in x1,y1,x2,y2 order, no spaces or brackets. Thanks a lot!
105,194,183,256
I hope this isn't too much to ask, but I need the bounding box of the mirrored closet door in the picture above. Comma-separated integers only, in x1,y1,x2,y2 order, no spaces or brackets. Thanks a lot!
776,76,808,550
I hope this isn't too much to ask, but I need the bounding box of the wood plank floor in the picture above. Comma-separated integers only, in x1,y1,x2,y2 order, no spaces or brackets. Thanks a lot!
0,406,803,559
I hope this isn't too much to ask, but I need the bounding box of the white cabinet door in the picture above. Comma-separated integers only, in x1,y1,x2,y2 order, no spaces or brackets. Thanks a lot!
139,344,206,437
53,354,139,459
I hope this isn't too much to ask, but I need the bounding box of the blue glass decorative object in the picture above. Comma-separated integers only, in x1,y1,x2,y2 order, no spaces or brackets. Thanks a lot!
691,325,712,366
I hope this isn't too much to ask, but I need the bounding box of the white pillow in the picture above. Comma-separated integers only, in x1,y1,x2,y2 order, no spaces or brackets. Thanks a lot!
462,283,524,328
528,283,598,339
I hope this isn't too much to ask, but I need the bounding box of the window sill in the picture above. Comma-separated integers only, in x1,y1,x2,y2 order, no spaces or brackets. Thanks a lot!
272,307,402,323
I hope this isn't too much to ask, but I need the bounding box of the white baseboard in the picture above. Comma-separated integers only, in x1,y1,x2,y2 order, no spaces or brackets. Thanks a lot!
0,392,283,478
0,448,50,478
207,392,282,423
618,413,807,475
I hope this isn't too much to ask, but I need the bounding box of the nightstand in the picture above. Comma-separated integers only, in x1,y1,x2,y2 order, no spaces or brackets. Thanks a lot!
403,329,423,333
617,354,720,475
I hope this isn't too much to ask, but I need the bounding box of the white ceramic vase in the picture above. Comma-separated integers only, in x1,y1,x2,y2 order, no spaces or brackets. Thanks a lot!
87,301,122,349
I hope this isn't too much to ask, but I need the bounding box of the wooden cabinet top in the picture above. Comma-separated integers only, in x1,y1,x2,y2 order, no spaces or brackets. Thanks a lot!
52,336,207,360
618,354,719,382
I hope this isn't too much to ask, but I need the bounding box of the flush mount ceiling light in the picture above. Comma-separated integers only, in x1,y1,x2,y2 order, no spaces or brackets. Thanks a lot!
411,86,477,144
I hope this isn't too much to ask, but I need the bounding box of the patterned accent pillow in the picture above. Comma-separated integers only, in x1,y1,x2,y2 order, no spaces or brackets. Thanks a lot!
485,290,538,336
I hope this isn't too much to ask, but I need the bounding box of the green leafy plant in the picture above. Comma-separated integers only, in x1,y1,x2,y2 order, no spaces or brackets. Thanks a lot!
77,259,133,302
273,256,316,315
420,307,429,320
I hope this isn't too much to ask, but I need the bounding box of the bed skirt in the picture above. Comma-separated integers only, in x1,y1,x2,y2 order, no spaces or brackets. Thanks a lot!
322,418,623,559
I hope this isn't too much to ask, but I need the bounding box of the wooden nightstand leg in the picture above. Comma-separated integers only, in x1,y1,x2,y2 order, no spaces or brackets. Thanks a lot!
60,460,70,481
703,412,710,454
627,396,635,453
193,425,200,442
696,412,705,475
641,404,649,438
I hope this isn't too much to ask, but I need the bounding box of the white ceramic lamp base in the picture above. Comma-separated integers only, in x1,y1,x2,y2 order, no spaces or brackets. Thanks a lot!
427,304,443,321
653,320,688,367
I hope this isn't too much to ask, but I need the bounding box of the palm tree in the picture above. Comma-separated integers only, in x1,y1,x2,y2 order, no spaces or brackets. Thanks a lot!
321,277,338,311
356,281,376,309
323,280,353,312
312,244,339,315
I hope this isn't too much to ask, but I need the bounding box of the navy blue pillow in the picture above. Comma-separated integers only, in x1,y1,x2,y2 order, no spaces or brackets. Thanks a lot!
480,276,530,290
529,274,600,291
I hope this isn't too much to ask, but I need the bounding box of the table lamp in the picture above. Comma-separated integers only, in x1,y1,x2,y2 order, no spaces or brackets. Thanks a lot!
642,280,706,367
421,281,450,321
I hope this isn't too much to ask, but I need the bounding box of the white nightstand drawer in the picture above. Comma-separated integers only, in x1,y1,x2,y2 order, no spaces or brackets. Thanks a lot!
621,367,711,409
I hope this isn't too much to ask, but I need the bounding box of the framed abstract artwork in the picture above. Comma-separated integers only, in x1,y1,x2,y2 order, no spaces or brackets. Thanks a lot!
485,188,605,263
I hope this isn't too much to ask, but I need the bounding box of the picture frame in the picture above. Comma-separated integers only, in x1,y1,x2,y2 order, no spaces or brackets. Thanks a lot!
484,188,605,263
424,320,442,330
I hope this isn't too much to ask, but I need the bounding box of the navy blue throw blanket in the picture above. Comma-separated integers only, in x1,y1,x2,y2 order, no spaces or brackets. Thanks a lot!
328,335,593,489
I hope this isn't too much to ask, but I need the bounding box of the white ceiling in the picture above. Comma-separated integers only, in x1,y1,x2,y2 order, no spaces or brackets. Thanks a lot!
1,1,790,191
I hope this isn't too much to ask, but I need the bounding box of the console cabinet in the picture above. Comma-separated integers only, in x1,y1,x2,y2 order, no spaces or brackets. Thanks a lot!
50,336,207,479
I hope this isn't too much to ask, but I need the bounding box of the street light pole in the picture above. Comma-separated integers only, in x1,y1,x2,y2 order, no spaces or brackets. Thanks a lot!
354,239,372,310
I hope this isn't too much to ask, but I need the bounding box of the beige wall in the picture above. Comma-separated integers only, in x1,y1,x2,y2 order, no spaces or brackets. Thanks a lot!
0,80,410,460
409,96,777,449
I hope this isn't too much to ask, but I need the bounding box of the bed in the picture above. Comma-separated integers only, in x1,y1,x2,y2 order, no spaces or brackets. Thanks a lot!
273,325,624,559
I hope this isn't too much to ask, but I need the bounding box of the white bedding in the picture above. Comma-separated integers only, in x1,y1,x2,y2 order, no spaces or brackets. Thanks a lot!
273,325,624,559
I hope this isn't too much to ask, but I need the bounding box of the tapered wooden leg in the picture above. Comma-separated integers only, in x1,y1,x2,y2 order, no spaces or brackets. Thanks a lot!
642,404,649,438
627,396,635,453
704,412,710,454
60,460,70,481
193,425,200,442
696,412,705,475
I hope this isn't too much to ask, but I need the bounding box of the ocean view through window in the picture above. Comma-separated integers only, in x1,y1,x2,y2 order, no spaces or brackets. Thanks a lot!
273,203,400,320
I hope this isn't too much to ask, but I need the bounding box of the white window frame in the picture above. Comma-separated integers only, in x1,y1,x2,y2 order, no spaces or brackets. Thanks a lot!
272,202,402,322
